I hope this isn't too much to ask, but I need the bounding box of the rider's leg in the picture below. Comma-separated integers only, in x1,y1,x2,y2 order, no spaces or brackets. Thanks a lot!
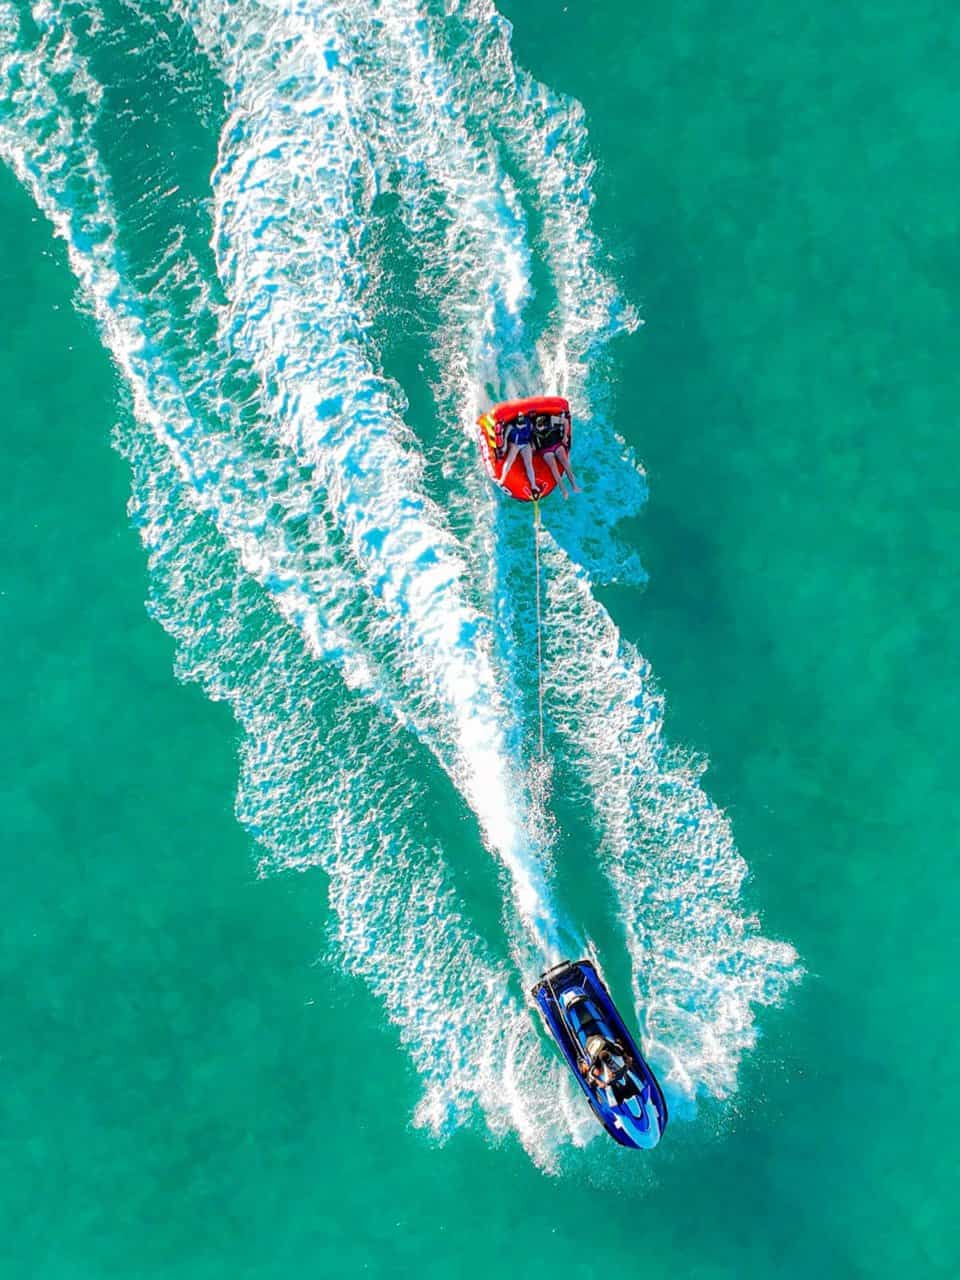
556,445,581,492
498,442,520,487
520,444,538,494
544,451,569,498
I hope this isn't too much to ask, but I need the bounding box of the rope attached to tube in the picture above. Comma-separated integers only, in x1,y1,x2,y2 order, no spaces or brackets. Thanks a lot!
533,496,545,760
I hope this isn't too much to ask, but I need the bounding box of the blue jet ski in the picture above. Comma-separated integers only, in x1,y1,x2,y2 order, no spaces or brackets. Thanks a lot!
531,959,668,1149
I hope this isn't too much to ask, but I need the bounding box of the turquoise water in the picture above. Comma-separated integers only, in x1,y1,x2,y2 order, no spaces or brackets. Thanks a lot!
1,0,957,1275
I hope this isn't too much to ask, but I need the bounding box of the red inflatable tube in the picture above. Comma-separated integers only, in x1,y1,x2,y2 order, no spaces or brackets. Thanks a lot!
475,395,573,502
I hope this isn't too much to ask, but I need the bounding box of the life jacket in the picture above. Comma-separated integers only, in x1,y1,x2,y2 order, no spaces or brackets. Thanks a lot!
534,413,563,449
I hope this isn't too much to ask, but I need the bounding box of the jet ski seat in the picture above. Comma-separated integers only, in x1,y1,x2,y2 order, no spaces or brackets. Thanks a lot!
561,995,612,1056
558,996,644,1104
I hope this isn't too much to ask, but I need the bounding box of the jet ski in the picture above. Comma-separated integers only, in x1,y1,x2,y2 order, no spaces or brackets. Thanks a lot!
531,959,668,1149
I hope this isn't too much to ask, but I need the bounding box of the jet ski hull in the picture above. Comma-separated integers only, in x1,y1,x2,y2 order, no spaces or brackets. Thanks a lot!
532,959,668,1149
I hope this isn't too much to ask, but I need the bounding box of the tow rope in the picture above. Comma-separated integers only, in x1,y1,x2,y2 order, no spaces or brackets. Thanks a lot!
533,496,545,760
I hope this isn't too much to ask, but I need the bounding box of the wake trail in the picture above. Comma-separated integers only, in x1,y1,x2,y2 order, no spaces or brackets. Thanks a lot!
2,0,803,1149
123,414,574,1165
173,0,568,962
319,0,803,1104
0,0,589,1166
5,0,568,966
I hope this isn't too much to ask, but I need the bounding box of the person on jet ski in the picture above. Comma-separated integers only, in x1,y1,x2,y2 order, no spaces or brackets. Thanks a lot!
581,1034,633,1091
